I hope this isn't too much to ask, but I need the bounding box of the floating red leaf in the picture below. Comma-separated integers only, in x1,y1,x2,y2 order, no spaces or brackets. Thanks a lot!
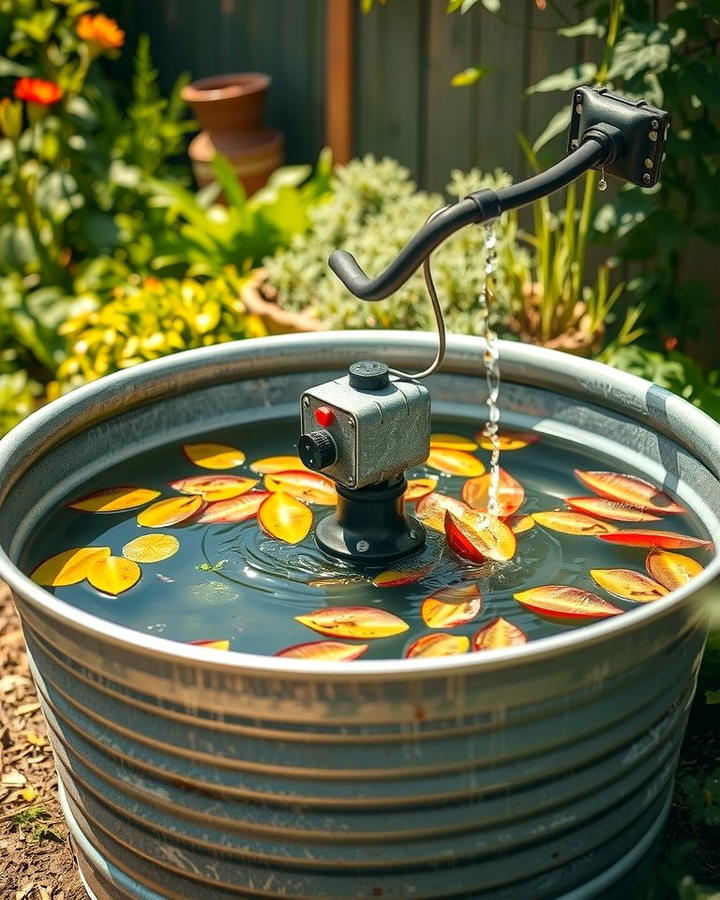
136,495,205,528
371,565,434,588
445,511,516,563
198,491,270,524
415,492,469,532
169,474,258,502
514,585,623,620
597,530,712,550
573,470,684,514
590,568,668,603
532,510,618,536
264,470,336,505
189,639,230,651
472,616,528,650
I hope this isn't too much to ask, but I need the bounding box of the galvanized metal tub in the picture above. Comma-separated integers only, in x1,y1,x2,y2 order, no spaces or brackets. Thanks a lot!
0,331,718,900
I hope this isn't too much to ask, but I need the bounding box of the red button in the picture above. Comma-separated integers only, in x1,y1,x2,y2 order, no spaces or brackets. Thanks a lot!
314,405,335,427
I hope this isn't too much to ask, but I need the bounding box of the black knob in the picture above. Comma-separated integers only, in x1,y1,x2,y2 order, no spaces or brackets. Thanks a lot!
348,360,390,391
298,430,337,471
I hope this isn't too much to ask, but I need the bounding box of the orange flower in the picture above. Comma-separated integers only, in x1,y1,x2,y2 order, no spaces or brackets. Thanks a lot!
76,13,125,51
14,78,63,106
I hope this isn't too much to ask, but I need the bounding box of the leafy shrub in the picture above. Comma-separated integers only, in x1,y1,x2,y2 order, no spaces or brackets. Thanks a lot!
264,155,526,334
54,271,266,392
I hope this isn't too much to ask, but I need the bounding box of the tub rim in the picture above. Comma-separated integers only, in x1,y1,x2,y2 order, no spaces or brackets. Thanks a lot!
0,330,718,679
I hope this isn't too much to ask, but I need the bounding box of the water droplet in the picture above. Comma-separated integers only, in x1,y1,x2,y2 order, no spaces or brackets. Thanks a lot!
598,167,607,192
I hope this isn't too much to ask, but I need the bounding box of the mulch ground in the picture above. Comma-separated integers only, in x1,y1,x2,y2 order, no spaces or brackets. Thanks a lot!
0,578,718,900
0,583,87,900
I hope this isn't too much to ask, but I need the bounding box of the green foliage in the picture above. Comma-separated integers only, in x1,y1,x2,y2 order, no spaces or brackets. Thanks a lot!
11,804,62,843
265,155,522,333
678,767,720,828
138,148,334,276
54,270,266,393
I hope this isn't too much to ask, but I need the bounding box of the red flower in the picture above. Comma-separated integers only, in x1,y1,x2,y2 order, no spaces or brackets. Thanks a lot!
14,78,63,107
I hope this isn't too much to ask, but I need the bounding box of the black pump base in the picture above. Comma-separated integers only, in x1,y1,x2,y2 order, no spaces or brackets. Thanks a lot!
315,476,426,563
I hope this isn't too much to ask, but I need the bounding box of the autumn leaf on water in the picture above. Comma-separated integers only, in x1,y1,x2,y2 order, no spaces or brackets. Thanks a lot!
514,585,622,620
506,514,535,535
258,492,312,544
462,468,525,517
425,448,485,477
404,477,439,502
371,565,435,588
430,433,478,451
169,474,257,502
198,491,270,524
264,470,336,505
87,556,141,596
475,432,538,452
421,584,482,628
250,455,306,474
182,442,246,469
295,606,409,639
597,530,712,551
188,639,230,651
472,616,528,650
137,495,205,528
68,486,161,513
415,492,469,532
573,470,684,514
445,511,516,563
565,497,661,523
31,546,111,586
405,633,470,658
646,549,704,591
590,568,668,603
122,534,180,564
532,510,617,536
275,640,369,661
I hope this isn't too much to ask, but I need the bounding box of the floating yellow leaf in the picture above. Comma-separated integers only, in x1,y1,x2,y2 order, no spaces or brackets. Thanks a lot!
371,565,435,588
462,468,525,516
476,431,538,451
258,492,313,544
506,514,535,535
514,585,622,620
198,491,270,523
68,486,160,513
532,510,617,536
472,616,528,650
169,474,257,502
182,442,246,469
275,640,369,660
425,447,485,477
295,606,409,639
573,470,685,514
404,477,438,502
87,556,141,596
264,470,336,505
421,584,482,628
430,433,478,451
646,549,704,591
122,534,180,564
250,455,306,474
590,568,668,603
405,633,470,658
137,495,204,528
31,546,111,587
189,639,230,651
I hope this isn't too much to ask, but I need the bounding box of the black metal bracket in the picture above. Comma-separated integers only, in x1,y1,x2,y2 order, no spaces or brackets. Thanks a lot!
567,86,669,188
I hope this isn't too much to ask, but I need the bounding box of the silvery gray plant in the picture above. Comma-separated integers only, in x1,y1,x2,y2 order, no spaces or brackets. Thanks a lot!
264,156,529,334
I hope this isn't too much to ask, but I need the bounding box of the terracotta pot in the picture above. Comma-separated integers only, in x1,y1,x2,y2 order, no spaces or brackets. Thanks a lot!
182,73,284,197
241,269,323,335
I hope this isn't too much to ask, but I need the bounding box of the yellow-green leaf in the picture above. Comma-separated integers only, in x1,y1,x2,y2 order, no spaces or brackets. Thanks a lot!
122,534,180,564
296,606,409,639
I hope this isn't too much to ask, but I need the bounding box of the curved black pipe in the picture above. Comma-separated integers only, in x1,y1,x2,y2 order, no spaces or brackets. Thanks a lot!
328,136,611,302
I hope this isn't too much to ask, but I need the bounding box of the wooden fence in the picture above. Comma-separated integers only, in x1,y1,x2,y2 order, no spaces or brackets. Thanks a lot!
120,0,599,190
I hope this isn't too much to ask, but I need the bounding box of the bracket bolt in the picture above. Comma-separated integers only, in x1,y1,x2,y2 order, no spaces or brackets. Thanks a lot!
302,396,310,407
644,158,653,168
347,418,355,428
570,138,579,149
651,119,659,128
347,475,355,485
356,540,369,552
649,131,658,142
576,93,583,102
575,103,583,115
643,173,651,185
